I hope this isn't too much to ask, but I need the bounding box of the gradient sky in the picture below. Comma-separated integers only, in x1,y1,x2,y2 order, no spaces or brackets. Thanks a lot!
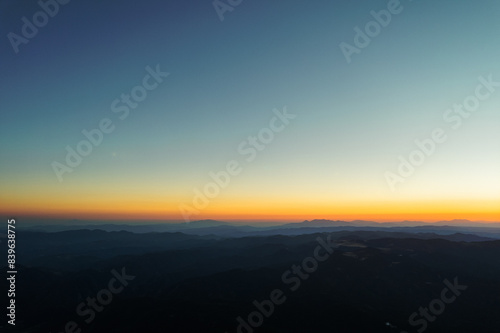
1,0,499,223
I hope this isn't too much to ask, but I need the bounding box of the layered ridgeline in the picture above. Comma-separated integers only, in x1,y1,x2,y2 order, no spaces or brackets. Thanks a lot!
18,218,500,238
2,221,500,332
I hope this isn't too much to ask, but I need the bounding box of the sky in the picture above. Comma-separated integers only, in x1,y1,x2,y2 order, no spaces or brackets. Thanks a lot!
0,0,499,223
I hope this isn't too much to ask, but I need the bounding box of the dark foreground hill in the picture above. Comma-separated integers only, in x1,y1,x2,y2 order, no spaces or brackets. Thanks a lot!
2,230,500,332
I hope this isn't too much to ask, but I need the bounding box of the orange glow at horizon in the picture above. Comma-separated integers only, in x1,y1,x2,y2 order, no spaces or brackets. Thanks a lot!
3,194,499,222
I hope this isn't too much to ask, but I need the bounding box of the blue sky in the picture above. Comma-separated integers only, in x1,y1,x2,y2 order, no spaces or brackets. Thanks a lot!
1,0,499,221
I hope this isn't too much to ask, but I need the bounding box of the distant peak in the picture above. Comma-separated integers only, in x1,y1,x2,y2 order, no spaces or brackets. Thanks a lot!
194,219,221,223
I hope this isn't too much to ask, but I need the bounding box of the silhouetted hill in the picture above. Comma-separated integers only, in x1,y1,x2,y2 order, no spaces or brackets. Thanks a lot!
3,230,500,332
20,219,500,240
